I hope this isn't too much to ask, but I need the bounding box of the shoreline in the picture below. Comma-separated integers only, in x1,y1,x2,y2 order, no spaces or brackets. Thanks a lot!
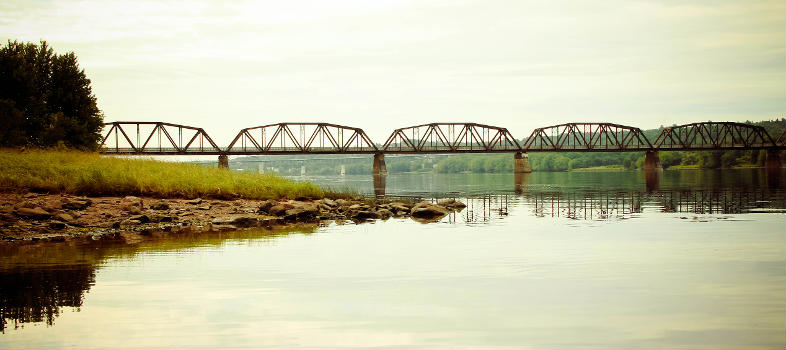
0,191,465,244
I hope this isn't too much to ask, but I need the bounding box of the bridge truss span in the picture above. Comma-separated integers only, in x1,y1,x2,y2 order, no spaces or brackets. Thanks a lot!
522,123,653,152
381,123,521,153
653,122,777,150
226,123,378,154
100,122,222,154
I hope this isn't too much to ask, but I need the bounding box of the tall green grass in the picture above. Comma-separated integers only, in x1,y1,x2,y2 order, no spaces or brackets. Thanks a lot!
0,149,325,199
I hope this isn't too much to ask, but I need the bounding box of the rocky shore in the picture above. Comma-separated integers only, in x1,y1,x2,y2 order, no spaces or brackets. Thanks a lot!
0,192,466,243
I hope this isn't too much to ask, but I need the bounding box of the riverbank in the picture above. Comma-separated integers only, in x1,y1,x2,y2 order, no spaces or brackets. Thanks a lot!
0,149,466,243
0,192,466,242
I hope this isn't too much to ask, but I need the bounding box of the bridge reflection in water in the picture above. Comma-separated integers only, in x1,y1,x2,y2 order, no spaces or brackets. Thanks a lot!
442,187,785,223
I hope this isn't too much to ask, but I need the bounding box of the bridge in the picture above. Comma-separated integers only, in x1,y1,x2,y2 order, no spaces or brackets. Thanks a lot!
100,121,786,174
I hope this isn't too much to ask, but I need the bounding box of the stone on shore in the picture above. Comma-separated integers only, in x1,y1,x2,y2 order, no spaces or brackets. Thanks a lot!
16,207,51,219
150,201,170,210
257,199,278,214
53,213,74,222
120,196,143,214
62,198,92,210
268,203,295,216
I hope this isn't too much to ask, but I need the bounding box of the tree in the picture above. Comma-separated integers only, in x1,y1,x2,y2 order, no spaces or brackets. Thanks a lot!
0,40,103,149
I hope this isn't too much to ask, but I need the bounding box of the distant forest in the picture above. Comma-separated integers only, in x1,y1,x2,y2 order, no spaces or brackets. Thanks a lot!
230,119,785,175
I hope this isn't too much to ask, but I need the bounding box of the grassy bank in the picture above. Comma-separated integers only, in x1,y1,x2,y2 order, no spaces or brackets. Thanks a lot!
0,149,326,199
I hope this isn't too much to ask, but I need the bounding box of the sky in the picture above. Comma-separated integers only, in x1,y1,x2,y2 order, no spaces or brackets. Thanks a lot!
2,0,784,145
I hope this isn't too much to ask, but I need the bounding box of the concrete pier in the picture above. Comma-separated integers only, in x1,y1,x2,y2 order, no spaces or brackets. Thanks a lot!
514,152,532,173
373,153,388,176
643,151,662,171
373,174,386,197
218,155,229,169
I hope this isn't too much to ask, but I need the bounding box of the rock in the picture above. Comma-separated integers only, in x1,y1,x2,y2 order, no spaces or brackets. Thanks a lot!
187,198,203,205
0,213,17,223
62,198,92,210
318,203,333,211
53,213,74,222
410,202,449,219
150,201,170,210
230,216,259,227
49,221,67,230
268,203,294,216
257,199,278,214
348,204,367,210
212,216,259,227
376,209,393,219
335,199,350,206
349,210,380,220
452,201,466,209
121,219,142,226
129,214,150,223
120,196,143,214
321,198,337,207
197,205,211,210
16,207,51,219
284,205,319,221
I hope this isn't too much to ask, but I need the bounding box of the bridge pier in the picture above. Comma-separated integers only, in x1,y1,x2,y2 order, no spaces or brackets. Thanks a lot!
514,152,532,173
765,149,783,169
373,173,386,197
643,151,662,171
218,155,229,169
373,153,387,176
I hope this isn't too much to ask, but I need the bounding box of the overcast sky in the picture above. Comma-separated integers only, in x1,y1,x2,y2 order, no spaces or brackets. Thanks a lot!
2,0,784,144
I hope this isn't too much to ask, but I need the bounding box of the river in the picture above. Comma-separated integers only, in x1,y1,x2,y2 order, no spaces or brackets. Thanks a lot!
1,169,784,349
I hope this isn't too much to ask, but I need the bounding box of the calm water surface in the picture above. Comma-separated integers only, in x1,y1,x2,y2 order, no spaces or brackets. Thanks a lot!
1,169,784,349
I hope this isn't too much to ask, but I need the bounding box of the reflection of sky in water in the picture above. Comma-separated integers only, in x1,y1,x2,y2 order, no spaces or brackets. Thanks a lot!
1,170,784,348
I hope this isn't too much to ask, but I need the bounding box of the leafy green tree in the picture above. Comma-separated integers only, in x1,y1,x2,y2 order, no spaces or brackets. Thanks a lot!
0,40,103,149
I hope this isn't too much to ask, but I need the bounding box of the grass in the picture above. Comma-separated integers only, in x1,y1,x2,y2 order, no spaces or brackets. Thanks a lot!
0,149,328,200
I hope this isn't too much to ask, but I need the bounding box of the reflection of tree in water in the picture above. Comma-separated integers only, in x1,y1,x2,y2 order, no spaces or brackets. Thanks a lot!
0,226,316,333
0,265,95,332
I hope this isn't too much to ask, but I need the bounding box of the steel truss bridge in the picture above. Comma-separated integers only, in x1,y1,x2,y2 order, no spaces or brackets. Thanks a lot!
100,121,786,155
